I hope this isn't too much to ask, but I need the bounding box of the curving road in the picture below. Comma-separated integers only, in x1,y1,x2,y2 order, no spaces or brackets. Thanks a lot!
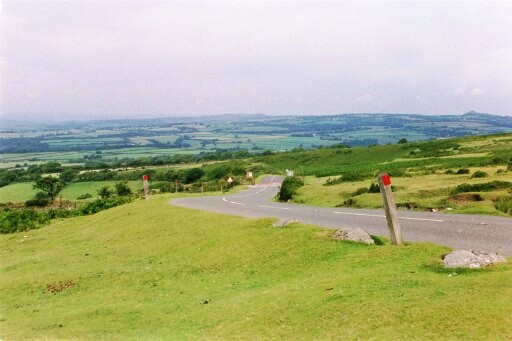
171,176,512,255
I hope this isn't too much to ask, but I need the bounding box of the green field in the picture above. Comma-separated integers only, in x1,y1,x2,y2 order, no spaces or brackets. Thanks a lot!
1,194,511,340
2,112,512,168
0,181,141,203
0,183,37,203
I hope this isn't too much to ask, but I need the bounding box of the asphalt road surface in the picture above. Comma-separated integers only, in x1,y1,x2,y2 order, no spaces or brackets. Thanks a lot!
171,176,512,255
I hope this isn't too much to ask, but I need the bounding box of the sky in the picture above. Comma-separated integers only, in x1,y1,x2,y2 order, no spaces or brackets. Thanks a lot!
1,1,512,121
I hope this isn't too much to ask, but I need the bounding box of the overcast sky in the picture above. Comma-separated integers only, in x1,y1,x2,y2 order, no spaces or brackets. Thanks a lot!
1,1,511,121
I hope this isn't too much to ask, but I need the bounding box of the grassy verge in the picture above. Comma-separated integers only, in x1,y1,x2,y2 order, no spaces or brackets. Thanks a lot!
294,166,512,215
1,194,511,340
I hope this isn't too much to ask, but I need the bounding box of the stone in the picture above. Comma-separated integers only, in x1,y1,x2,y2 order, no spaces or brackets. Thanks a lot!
272,218,298,227
443,250,507,269
332,227,375,245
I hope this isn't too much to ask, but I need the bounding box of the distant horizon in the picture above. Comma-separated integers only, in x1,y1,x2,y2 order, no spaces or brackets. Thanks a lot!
1,110,509,125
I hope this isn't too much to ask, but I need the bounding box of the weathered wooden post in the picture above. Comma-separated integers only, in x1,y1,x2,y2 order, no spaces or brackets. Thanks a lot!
378,173,403,245
142,175,149,201
246,171,253,185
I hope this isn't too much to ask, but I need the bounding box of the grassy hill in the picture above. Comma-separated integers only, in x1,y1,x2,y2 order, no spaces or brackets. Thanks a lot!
1,194,511,340
257,133,512,215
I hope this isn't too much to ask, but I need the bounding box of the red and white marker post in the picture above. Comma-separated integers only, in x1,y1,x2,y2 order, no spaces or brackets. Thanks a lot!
142,175,149,201
378,173,403,246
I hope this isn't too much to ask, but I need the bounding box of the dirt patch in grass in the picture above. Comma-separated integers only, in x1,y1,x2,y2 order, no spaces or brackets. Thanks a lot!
447,193,483,204
47,280,75,294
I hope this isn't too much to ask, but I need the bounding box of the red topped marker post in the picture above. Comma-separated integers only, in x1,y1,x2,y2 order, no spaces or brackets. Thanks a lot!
378,173,403,246
142,175,149,202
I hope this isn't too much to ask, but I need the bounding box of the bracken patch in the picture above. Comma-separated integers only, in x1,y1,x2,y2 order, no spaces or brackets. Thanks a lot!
47,280,75,294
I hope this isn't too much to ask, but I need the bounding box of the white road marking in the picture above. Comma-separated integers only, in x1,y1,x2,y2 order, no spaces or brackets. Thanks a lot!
400,217,444,222
257,205,300,211
222,197,228,202
332,211,443,223
333,212,385,218
229,201,246,206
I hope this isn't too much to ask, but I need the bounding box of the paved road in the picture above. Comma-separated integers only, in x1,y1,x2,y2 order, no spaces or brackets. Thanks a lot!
171,176,512,255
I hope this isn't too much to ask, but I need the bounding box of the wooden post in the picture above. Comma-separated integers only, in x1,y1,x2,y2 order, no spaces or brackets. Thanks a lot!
378,173,403,246
142,175,149,201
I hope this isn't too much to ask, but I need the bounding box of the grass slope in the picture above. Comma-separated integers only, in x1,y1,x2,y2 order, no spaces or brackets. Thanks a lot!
1,194,511,340
0,181,141,203
260,133,512,215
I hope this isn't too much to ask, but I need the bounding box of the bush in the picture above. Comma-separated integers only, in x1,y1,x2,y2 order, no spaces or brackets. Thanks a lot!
0,209,51,234
342,172,371,182
471,171,489,178
1,196,134,234
151,181,175,193
444,169,455,175
341,198,357,207
451,181,512,194
77,193,93,200
352,187,368,196
79,197,133,215
25,198,51,207
494,196,512,215
115,181,132,196
324,177,343,186
25,192,51,207
277,176,304,201
182,168,205,184
97,186,113,199
368,183,381,193
457,168,470,174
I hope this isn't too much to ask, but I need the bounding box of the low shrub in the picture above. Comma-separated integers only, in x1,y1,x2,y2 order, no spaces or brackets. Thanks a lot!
77,193,93,200
352,187,368,196
444,169,455,175
340,198,357,207
0,209,51,234
368,183,381,193
324,177,343,186
451,181,512,194
471,171,489,178
457,168,470,174
25,198,51,207
79,197,133,215
342,172,371,182
25,192,51,207
277,176,304,201
1,197,134,234
494,196,512,215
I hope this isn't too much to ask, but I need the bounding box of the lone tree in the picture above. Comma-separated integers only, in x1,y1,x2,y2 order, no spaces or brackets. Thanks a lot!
33,176,65,201
97,186,113,199
115,181,132,196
